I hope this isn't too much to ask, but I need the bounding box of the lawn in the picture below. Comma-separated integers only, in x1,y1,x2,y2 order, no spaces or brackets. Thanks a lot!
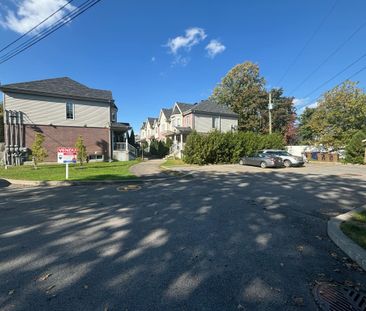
0,160,140,181
341,210,366,249
161,158,189,168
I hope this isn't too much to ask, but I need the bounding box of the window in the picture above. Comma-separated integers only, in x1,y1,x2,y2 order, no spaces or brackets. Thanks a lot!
66,102,74,119
112,112,116,122
212,117,219,129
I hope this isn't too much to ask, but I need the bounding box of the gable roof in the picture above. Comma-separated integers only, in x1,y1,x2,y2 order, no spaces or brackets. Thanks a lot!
172,102,194,115
140,122,146,129
161,108,173,119
147,117,158,127
0,77,113,103
186,100,238,117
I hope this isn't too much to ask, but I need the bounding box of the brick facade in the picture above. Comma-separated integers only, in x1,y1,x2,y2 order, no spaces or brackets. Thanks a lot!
24,125,110,162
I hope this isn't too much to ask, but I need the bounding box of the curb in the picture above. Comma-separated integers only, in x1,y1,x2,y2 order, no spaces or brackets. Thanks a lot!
3,171,192,187
327,207,366,271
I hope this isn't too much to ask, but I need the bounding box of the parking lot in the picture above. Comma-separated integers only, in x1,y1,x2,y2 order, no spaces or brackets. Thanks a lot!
0,163,366,310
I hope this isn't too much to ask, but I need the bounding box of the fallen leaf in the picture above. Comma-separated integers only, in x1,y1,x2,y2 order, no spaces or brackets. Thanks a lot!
344,280,354,287
333,269,341,273
46,285,55,293
8,289,14,295
39,273,52,281
84,285,88,289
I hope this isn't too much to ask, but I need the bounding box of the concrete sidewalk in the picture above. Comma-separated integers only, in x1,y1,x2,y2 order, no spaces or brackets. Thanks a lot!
129,159,165,177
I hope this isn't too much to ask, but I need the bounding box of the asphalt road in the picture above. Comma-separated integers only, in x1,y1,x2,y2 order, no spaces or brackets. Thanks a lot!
1,165,366,310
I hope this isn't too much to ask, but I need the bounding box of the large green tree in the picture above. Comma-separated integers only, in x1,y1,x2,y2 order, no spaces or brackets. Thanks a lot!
211,61,295,140
308,80,366,147
297,107,316,144
0,102,4,142
211,61,267,132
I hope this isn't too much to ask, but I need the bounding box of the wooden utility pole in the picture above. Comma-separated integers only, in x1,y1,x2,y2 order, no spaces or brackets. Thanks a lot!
268,92,273,134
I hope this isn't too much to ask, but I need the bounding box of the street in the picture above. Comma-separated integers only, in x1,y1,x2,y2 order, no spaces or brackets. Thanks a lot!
1,165,366,310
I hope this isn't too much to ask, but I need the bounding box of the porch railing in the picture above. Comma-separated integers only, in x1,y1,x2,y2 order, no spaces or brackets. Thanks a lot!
114,142,138,157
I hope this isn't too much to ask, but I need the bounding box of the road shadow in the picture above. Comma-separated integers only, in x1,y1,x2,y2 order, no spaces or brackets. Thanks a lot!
0,179,10,188
0,171,365,310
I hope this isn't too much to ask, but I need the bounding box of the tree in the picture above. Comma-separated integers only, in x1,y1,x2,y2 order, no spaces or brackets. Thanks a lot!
211,61,296,136
308,81,366,147
345,130,366,164
31,133,48,168
128,129,136,147
75,135,88,166
0,102,4,142
211,61,267,132
297,107,316,144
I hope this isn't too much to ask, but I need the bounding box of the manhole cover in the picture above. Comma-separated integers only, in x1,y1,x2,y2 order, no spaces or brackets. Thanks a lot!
313,282,366,311
117,184,141,192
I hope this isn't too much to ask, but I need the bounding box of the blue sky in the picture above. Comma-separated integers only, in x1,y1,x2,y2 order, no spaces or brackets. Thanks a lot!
1,0,366,132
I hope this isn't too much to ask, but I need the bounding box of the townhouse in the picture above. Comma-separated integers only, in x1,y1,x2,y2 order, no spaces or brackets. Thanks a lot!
1,77,135,165
139,100,238,158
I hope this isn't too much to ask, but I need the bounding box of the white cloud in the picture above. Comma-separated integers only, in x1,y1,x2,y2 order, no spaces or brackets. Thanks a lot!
166,27,207,54
205,39,226,58
0,0,75,34
293,97,318,114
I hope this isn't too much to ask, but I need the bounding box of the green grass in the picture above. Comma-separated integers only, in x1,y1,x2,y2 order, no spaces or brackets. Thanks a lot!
0,160,140,181
161,159,189,168
341,210,366,249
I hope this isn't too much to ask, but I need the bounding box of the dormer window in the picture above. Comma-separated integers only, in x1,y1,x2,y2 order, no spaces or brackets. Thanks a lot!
112,112,116,122
66,102,74,119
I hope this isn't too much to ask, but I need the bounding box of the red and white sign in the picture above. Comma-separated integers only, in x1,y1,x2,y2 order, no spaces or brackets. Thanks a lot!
57,147,77,164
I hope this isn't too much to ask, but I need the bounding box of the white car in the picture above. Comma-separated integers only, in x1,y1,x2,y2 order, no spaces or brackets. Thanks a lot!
261,149,305,167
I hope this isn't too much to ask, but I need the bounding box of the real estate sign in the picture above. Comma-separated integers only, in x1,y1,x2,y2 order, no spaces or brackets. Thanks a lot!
57,147,77,164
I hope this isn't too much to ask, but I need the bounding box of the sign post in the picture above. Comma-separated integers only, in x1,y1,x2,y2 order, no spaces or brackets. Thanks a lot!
57,147,77,179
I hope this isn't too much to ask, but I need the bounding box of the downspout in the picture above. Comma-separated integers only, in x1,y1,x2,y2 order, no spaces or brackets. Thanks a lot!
109,101,112,162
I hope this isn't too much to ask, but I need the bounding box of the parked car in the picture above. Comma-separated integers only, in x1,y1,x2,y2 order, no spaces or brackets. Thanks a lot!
239,153,284,168
261,149,304,167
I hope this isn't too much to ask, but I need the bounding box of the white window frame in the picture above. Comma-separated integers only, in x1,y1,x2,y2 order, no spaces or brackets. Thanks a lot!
66,102,75,120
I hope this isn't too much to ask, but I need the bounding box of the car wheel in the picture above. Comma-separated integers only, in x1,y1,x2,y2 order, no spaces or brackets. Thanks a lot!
284,160,291,168
260,161,267,168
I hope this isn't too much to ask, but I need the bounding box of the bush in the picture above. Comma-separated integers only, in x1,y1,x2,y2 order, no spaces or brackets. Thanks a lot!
184,131,285,165
345,130,366,164
149,139,170,158
31,133,48,168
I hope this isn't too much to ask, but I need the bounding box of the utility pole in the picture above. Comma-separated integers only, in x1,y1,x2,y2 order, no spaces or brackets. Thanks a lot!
268,92,273,134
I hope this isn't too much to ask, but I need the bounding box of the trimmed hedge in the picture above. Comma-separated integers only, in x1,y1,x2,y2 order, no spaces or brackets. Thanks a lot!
183,131,285,165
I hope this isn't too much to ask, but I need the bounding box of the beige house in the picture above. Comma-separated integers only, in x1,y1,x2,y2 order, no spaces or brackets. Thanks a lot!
139,100,238,158
1,77,135,165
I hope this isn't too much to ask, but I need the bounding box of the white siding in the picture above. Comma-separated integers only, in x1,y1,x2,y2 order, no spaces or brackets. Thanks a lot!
5,92,110,128
194,113,238,133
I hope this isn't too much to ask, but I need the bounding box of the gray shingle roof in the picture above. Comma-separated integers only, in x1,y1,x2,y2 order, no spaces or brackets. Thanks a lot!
189,100,238,117
0,77,113,102
176,102,194,113
162,108,173,118
147,117,158,127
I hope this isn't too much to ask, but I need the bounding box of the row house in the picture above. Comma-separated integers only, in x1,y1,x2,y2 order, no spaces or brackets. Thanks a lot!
1,77,136,164
139,100,238,158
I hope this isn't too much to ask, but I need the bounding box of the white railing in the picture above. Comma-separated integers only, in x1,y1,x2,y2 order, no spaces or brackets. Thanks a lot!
114,142,138,157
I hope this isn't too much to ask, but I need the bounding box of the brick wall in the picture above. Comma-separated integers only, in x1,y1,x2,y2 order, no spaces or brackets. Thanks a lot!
25,125,110,162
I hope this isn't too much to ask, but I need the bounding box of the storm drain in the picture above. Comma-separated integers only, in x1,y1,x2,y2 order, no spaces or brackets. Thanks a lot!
117,184,141,192
313,282,366,311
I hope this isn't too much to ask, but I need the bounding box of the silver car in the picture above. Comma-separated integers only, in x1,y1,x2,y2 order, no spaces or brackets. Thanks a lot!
239,153,284,168
262,149,304,167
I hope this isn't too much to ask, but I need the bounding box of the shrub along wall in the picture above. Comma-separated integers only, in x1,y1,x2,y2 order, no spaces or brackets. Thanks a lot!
183,131,285,165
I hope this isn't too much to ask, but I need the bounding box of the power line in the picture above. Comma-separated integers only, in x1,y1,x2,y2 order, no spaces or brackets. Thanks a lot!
0,0,102,65
0,0,75,54
290,19,366,94
303,51,366,99
276,0,338,85
0,0,99,63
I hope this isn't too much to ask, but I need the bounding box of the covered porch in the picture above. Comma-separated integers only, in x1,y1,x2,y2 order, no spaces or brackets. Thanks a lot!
167,126,192,159
111,122,137,161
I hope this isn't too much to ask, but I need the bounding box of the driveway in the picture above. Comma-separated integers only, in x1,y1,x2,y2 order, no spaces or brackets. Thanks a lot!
0,166,366,310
